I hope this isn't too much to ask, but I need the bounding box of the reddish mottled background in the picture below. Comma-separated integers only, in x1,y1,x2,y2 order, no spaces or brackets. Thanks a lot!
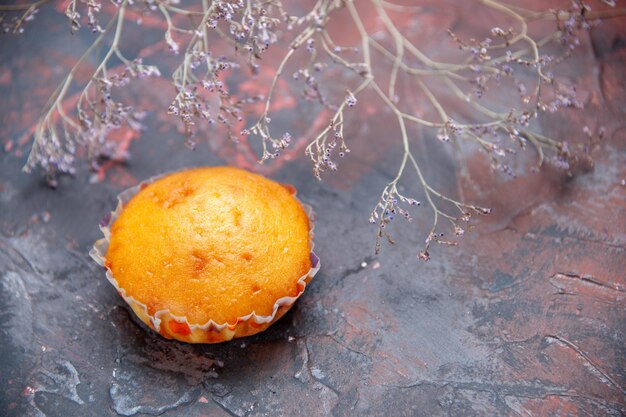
0,1,624,416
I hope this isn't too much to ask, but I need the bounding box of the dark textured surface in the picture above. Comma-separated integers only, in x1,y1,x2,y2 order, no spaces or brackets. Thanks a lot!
1,2,625,416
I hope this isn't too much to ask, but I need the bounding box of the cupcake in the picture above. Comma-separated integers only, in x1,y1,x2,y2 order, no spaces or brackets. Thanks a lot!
90,167,320,343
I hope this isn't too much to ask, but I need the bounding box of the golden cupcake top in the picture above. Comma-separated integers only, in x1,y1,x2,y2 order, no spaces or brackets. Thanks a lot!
104,167,312,326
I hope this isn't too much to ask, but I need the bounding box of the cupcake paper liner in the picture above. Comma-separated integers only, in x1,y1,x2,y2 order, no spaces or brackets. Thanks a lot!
90,170,320,344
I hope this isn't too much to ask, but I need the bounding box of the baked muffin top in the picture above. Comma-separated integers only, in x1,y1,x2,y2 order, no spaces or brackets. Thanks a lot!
105,167,312,325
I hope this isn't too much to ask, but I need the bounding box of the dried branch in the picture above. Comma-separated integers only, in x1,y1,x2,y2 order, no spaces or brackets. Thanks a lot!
4,0,621,257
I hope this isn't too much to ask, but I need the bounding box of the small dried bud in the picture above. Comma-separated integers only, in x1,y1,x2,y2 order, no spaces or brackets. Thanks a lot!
345,91,357,107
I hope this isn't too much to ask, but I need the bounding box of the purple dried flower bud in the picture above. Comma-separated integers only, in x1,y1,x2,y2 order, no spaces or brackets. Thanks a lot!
436,129,450,142
491,27,505,36
406,198,420,206
345,92,357,107
306,38,315,53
